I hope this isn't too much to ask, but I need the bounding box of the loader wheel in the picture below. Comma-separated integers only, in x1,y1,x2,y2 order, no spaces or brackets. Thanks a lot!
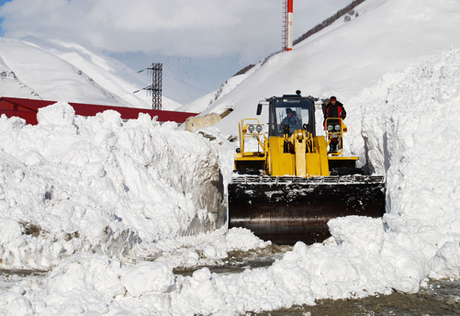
330,167,365,176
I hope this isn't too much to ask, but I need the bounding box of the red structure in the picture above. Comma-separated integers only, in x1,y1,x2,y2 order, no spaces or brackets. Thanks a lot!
282,0,294,51
0,97,198,125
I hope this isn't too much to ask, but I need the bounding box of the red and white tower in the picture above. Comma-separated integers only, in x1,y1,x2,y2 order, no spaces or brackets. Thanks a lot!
282,0,293,51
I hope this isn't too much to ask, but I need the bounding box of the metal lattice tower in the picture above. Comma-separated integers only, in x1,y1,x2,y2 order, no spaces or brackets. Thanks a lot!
147,63,163,110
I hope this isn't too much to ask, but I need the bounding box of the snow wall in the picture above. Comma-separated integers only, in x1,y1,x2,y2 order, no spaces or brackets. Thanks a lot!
0,102,224,269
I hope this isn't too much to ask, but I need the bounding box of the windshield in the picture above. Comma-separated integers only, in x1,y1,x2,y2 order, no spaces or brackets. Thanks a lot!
274,98,311,135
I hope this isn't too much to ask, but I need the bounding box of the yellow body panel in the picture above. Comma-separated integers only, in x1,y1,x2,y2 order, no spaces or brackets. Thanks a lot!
266,135,331,177
268,137,295,176
312,136,330,176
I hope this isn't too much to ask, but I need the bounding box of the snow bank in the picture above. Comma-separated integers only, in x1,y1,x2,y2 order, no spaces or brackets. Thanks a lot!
0,102,223,270
353,47,460,281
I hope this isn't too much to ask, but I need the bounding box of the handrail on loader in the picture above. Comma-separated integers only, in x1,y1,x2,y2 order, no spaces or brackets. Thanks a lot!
325,117,347,155
238,118,266,155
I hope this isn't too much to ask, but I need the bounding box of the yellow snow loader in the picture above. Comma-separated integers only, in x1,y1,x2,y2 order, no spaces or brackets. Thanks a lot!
228,91,385,245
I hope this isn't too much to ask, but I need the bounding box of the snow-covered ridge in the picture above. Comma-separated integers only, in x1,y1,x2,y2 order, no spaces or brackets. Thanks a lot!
0,68,39,97
0,37,182,110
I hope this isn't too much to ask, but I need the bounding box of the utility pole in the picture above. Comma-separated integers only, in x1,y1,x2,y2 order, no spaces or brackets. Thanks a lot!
282,0,294,51
147,63,163,110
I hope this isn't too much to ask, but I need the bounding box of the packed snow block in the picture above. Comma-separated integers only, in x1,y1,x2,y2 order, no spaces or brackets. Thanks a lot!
185,113,221,132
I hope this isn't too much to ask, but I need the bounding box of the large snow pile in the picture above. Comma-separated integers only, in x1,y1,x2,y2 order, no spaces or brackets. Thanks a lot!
0,102,225,270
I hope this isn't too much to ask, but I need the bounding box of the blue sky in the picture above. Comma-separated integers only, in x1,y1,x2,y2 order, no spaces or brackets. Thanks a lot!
0,0,9,36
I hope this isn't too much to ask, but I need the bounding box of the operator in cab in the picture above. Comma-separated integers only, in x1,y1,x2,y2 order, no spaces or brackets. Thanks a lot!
280,107,301,134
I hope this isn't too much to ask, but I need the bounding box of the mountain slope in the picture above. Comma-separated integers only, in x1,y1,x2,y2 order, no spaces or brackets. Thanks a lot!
0,37,182,110
204,0,460,137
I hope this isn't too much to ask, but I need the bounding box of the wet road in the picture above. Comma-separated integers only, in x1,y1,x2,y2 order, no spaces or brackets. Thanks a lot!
250,280,460,316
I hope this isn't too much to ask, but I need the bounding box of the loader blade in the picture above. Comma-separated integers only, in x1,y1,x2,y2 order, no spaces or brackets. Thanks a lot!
228,175,385,245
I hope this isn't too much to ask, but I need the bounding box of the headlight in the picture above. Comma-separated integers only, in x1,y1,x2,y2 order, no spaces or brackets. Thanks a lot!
248,125,255,133
256,125,263,132
334,124,341,131
327,125,333,132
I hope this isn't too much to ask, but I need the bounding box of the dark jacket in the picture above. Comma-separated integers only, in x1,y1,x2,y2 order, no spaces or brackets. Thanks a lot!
323,101,346,128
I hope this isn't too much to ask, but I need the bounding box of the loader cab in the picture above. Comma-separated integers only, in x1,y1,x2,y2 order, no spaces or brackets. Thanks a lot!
265,95,316,137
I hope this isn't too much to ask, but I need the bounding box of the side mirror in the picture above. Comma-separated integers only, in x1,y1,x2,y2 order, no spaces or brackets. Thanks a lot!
256,104,262,115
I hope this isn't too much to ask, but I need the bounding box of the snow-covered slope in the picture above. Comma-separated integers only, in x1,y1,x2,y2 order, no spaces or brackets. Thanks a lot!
0,67,39,98
178,64,260,113
203,0,460,138
0,37,182,110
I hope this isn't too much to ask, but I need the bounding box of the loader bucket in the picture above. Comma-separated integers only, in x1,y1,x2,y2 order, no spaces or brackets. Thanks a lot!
228,175,385,245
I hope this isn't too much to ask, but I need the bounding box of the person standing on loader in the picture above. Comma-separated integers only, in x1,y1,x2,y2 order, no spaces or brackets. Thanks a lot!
323,96,346,152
